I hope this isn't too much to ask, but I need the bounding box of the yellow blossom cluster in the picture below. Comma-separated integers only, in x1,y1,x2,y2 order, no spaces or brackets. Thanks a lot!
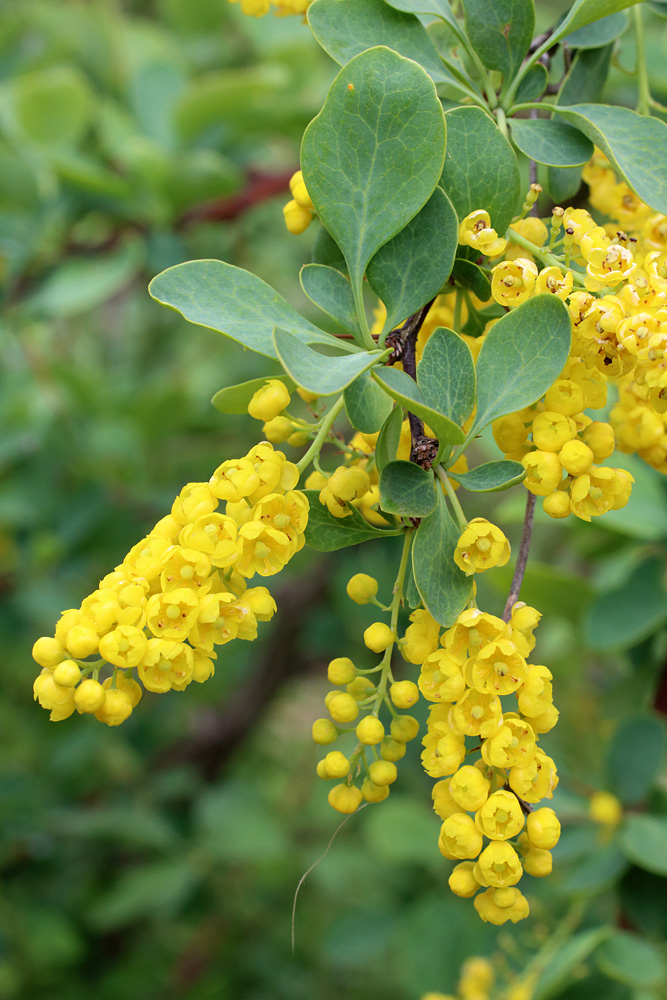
32,444,308,726
311,573,422,813
228,0,309,19
420,954,535,1000
414,602,560,924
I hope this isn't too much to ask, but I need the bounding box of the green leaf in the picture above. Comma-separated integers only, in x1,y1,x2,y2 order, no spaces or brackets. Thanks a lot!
89,862,199,930
382,0,460,34
553,103,667,214
303,490,402,550
300,264,361,338
620,815,667,877
461,0,534,83
597,933,667,989
379,461,437,517
307,0,462,86
30,241,144,318
515,63,548,103
440,106,521,233
366,187,458,336
301,46,446,311
8,65,94,148
451,258,492,301
404,557,423,609
417,327,476,426
584,557,667,651
376,404,404,471
550,0,642,44
566,10,629,47
373,367,465,445
533,929,611,1000
149,260,338,360
558,843,629,895
448,459,525,492
412,488,472,625
344,370,394,433
312,227,348,273
510,117,594,167
211,375,296,415
273,330,381,395
470,295,572,436
607,715,667,806
546,45,613,202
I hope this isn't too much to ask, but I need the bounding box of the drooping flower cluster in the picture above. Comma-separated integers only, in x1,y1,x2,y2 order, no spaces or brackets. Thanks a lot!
417,603,560,925
33,444,308,726
311,572,421,813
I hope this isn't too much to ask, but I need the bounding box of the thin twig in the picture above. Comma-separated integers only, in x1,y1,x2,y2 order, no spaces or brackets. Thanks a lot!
503,491,536,621
387,298,437,465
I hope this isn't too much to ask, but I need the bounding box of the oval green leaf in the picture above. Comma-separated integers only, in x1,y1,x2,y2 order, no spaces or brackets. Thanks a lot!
461,0,534,83
565,9,629,47
553,103,667,214
301,46,446,307
533,929,611,1000
620,814,667,877
584,557,667,651
212,374,296,415
366,186,458,336
273,329,382,395
412,488,472,625
418,327,476,427
471,295,572,437
376,404,404,472
451,258,492,301
373,367,466,445
510,117,594,166
300,264,361,339
383,0,459,33
149,260,339,360
448,459,525,492
308,0,462,87
607,714,667,806
379,460,437,518
551,0,642,44
441,106,521,233
597,932,667,988
344,370,394,433
302,489,402,550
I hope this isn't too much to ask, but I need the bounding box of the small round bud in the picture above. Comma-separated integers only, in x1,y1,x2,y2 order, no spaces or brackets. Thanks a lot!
312,718,338,745
328,783,362,814
283,199,313,235
522,847,552,877
380,736,407,761
346,677,375,700
327,657,356,685
361,778,389,803
363,622,394,653
558,439,594,476
390,680,419,709
328,692,359,724
32,637,65,669
321,751,350,779
248,380,291,422
262,416,292,444
65,623,99,659
368,760,397,786
543,491,571,519
390,715,419,742
287,431,309,447
297,387,319,404
589,790,622,827
448,861,480,898
53,659,82,688
356,716,385,745
74,679,107,713
526,807,561,850
346,573,379,605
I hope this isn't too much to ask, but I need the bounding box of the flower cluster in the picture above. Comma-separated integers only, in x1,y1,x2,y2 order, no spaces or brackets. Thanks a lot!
420,954,534,1000
418,603,560,925
32,444,308,726
283,170,316,236
227,0,309,18
311,572,421,813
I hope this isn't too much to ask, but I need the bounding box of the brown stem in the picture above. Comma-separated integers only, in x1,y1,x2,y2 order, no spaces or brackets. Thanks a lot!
386,298,438,467
502,491,536,621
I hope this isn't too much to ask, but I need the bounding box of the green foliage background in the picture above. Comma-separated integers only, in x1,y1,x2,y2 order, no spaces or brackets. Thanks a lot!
1,2,667,998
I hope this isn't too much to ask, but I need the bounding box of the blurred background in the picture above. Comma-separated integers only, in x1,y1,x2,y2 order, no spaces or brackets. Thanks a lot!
1,2,667,998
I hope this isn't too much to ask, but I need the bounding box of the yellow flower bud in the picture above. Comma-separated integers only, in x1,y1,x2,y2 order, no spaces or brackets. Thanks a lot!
589,790,622,827
439,812,483,860
389,680,419,709
531,411,577,452
582,421,615,461
74,679,107,714
262,416,293,444
558,439,594,476
321,751,350,779
543,490,571,519
522,846,553,877
283,198,313,235
522,450,563,495
248,380,291,423
312,718,338,745
390,715,419,742
346,573,379,605
380,736,407,761
327,657,356,685
448,861,480,898
94,687,133,727
361,778,389,803
363,622,394,653
475,790,524,841
368,760,397,786
474,841,523,888
289,170,313,209
328,692,359,724
32,637,65,669
356,716,385,745
53,659,82,688
526,807,561,849
449,765,491,812
328,783,362,814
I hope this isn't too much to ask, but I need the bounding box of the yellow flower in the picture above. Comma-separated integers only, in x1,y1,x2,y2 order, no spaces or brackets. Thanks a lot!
474,886,529,924
283,199,313,234
248,380,291,422
493,412,529,453
475,790,524,840
454,517,510,576
328,783,362,814
448,861,481,899
171,482,218,525
449,764,491,812
443,607,506,658
235,520,293,577
432,779,460,820
438,812,483,860
450,688,502,738
458,209,508,258
535,265,573,300
138,638,194,693
319,466,370,518
346,573,378,605
589,790,623,827
94,687,133,727
419,649,466,702
209,458,260,502
526,807,561,849
253,490,308,546
569,466,633,520
468,639,527,695
159,545,212,594
99,624,148,667
474,841,523,888
402,608,440,663
491,258,538,307
522,450,563,495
